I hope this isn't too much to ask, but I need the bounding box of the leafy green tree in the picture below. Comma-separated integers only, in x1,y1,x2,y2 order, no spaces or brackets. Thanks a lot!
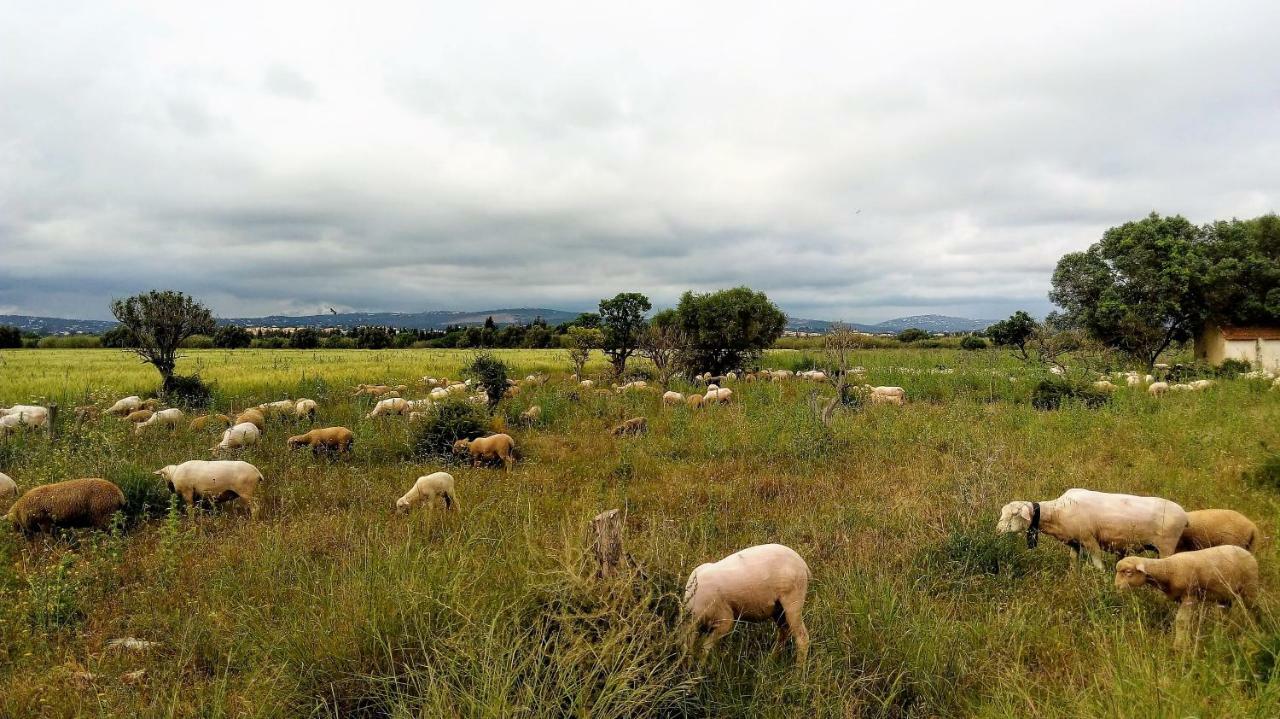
895,328,930,343
463,351,510,410
0,324,25,348
352,326,394,350
212,325,251,349
639,309,686,386
564,326,602,377
288,327,321,349
110,290,216,390
1200,214,1280,326
987,311,1038,360
959,335,988,350
1050,213,1206,371
674,286,786,374
598,292,652,377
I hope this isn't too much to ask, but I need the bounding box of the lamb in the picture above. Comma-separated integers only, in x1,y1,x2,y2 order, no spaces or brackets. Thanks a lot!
234,409,266,432
1148,381,1170,396
0,472,16,508
211,422,261,453
286,426,354,454
683,544,811,661
395,472,459,512
452,433,517,469
188,414,232,431
135,408,185,435
5,478,125,536
1177,509,1260,553
997,488,1188,569
154,460,264,518
367,397,409,419
106,396,143,416
1115,546,1259,647
662,391,685,406
294,399,318,421
520,405,542,424
610,417,648,436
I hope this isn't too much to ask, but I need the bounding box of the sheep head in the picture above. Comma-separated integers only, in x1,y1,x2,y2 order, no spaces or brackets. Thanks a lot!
1114,558,1148,590
286,435,307,449
451,439,471,455
996,501,1034,534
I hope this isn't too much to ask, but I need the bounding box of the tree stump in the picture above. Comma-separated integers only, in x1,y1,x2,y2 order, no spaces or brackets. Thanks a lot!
590,508,626,578
47,403,58,440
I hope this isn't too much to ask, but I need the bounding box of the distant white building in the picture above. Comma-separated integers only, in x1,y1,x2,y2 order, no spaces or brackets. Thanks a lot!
1194,323,1280,371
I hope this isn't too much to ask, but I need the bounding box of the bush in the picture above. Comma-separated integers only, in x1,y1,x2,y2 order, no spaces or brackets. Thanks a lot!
1030,376,1110,410
180,334,214,349
959,335,988,351
463,351,510,409
412,400,489,458
353,326,394,350
36,335,102,349
251,337,287,349
323,335,357,349
896,328,930,343
213,325,252,349
288,328,321,349
0,325,21,349
1247,453,1280,492
1218,358,1252,376
162,374,213,408
110,465,172,523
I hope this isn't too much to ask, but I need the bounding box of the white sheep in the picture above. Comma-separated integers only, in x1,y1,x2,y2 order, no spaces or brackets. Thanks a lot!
395,472,459,512
367,397,409,418
1115,546,1258,647
0,472,16,508
704,387,733,404
579,379,595,390
1188,379,1215,391
683,544,811,661
1148,381,1170,396
997,488,1188,569
154,460,264,518
0,404,50,429
294,399,318,420
106,396,143,416
429,387,450,401
135,408,185,435
863,386,906,406
1092,380,1117,392
211,422,261,453
662,391,685,405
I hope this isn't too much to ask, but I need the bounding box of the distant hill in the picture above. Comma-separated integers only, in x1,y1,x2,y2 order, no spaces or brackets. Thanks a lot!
2,309,995,336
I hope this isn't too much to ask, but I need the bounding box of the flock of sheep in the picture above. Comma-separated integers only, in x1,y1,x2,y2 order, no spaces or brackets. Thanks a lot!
0,362,1274,659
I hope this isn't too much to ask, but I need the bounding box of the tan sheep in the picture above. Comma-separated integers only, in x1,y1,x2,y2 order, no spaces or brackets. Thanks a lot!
352,384,392,397
155,460,264,518
686,394,704,409
122,409,154,425
1177,509,1260,553
189,414,232,431
74,405,100,422
1148,381,1170,396
1115,546,1259,647
683,544,811,662
234,409,266,432
609,417,648,436
662,391,685,406
294,399,318,421
395,472,459,513
520,405,542,425
135,408,184,435
5,478,125,536
211,422,261,453
106,396,143,416
287,426,355,454
452,433,517,469
0,472,16,510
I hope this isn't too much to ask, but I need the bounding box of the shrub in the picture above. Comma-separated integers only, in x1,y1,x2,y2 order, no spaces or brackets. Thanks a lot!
251,337,287,349
463,351,510,409
1218,358,1252,376
212,325,252,349
36,335,102,349
896,328,930,343
1030,376,1110,410
288,328,321,349
959,335,988,351
324,335,357,349
0,324,21,349
1247,453,1280,492
180,334,214,349
162,373,213,408
353,326,394,350
412,400,489,458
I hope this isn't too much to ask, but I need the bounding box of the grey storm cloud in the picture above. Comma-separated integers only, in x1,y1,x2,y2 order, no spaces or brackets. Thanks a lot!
1,1,1278,322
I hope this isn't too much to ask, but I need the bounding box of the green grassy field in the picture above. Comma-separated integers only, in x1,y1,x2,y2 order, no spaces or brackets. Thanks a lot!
2,348,1279,717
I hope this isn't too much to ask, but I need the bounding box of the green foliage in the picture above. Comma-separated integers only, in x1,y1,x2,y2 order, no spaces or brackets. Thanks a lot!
36,335,101,349
1247,453,1280,492
463,351,510,409
323,335,357,349
411,399,489,458
1030,376,1111,410
959,335,988,351
180,334,214,349
598,292,652,376
1219,358,1252,376
212,324,252,349
288,327,321,349
673,286,786,374
353,326,394,350
987,311,1038,359
564,326,602,376
896,328,930,343
110,290,216,383
26,553,83,630
110,465,172,523
1200,214,1280,326
0,324,21,349
162,373,213,408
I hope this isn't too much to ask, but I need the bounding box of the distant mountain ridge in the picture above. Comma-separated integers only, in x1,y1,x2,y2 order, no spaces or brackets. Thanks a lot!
1,310,996,335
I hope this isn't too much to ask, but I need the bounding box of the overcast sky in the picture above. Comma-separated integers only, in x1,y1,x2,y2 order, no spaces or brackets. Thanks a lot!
2,2,1278,322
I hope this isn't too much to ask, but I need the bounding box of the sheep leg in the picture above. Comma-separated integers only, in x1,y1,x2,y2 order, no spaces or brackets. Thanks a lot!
1079,538,1106,570
779,599,809,662
1153,538,1178,559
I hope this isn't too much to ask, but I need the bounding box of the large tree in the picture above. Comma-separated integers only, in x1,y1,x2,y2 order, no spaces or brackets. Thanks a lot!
111,290,216,389
1200,214,1280,326
598,292,652,377
563,326,602,377
987,310,1038,361
674,286,786,374
638,309,686,387
1049,213,1207,371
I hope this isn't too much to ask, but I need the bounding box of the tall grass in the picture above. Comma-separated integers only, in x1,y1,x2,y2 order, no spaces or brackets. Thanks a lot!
0,348,1278,716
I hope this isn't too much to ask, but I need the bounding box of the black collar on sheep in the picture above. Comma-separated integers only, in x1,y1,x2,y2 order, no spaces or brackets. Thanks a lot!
1026,502,1041,548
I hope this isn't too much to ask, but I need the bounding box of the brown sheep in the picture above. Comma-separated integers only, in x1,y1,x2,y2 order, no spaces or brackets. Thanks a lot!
1115,546,1259,647
189,414,232,431
6,478,126,536
686,394,704,409
520,405,542,425
287,426,355,454
452,433,517,469
1177,509,1260,553
74,405,100,422
123,409,154,424
234,409,266,432
610,417,648,436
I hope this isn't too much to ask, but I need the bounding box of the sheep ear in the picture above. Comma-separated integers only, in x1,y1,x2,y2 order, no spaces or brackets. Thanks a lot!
153,470,164,476
1135,562,1146,574
1017,503,1033,521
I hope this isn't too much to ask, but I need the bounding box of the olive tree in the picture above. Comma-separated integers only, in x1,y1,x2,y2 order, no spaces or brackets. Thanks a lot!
110,290,215,390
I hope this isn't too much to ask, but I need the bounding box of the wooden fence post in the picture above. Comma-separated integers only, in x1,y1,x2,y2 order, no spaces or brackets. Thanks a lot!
589,508,625,578
47,403,57,440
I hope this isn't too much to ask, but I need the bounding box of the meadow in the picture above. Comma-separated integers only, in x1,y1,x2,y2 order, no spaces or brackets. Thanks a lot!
1,347,1280,718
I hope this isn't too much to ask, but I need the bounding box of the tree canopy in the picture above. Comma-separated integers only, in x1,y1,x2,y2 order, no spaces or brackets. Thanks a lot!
673,286,786,374
598,292,652,376
110,290,216,386
987,310,1038,360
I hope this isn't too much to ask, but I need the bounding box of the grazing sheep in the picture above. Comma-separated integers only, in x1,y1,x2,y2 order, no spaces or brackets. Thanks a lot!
1093,380,1117,392
135,408,185,435
189,414,232,432
6,478,125,536
234,409,266,432
520,405,542,424
406,399,433,411
610,417,648,436
683,544,811,661
863,386,906,406
1177,509,1260,553
122,409,154,425
615,380,649,393
256,399,296,418
1189,379,1215,391
429,387,450,401
452,433,517,469
352,384,392,397
1115,546,1259,647
1,404,50,429
74,405,100,422
396,472,459,513
367,397,410,419
997,488,1188,569
1148,381,1170,396
106,396,143,416
704,387,733,404
686,394,705,409
446,383,468,395
662,391,685,406
286,426,354,454
211,422,261,453
154,460,263,518
0,472,16,508
294,399,318,421
579,379,595,390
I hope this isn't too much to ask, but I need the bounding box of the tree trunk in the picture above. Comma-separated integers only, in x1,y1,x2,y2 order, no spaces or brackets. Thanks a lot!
589,509,626,578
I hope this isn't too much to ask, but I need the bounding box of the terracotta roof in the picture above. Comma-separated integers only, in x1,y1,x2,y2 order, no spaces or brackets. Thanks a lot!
1220,326,1280,341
